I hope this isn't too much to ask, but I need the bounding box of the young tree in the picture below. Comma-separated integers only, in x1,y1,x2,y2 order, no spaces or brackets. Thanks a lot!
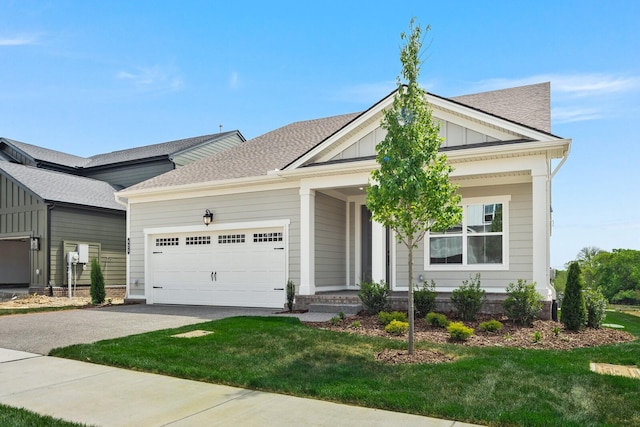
366,19,462,354
90,258,106,304
561,262,586,331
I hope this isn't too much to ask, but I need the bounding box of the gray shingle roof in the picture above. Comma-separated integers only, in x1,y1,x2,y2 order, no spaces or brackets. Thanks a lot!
0,162,124,211
85,131,240,167
451,82,551,133
4,138,90,168
1,132,242,169
126,113,360,191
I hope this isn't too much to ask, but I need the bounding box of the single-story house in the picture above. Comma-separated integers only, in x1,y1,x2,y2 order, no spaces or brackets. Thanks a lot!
117,82,570,317
0,132,245,294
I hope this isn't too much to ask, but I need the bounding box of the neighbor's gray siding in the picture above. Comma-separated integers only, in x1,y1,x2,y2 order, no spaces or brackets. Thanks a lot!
0,173,47,286
84,161,174,189
127,187,301,297
172,133,245,166
314,192,346,289
49,207,126,287
395,183,532,292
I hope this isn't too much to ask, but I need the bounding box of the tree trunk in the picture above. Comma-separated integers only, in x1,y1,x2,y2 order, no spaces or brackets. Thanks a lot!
408,244,414,354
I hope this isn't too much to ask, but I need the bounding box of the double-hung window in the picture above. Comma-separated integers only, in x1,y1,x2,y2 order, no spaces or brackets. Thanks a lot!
426,195,510,270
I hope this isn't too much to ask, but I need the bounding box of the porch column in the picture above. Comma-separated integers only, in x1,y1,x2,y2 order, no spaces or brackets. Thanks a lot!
371,219,386,283
531,171,552,300
299,188,315,295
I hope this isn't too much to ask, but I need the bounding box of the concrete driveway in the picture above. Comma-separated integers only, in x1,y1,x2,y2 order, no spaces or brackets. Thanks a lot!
0,304,282,355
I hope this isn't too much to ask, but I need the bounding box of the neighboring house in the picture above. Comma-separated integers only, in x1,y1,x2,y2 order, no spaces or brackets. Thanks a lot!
117,82,571,318
0,132,245,294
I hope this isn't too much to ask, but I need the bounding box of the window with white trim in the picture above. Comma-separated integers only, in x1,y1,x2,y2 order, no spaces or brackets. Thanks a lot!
426,196,510,269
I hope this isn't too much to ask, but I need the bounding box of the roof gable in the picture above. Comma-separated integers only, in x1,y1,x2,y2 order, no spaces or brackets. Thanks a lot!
0,162,124,211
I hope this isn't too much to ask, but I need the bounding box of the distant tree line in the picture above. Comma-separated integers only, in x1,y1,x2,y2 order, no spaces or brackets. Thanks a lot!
553,247,640,305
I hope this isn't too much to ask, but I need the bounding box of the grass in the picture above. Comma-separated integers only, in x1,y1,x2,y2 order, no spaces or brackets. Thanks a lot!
50,313,640,427
0,403,91,427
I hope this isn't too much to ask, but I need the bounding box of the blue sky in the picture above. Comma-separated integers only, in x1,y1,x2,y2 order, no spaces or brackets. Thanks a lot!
1,0,638,268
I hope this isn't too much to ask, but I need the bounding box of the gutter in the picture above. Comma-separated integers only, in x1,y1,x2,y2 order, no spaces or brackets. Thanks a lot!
551,139,571,179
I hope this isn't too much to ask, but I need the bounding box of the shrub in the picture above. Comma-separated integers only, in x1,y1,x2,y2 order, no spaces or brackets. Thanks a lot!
447,322,474,341
611,289,640,305
385,320,409,335
425,312,450,328
451,274,486,321
90,258,105,304
378,311,408,326
350,320,361,329
358,279,390,314
286,280,296,311
561,262,587,331
330,316,341,326
532,330,542,343
479,319,503,333
502,279,543,326
584,288,607,329
414,280,437,317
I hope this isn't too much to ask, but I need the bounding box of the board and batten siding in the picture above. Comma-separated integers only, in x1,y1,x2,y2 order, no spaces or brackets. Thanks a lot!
0,173,48,286
314,192,346,289
394,183,532,292
49,207,126,287
84,161,175,189
127,187,301,298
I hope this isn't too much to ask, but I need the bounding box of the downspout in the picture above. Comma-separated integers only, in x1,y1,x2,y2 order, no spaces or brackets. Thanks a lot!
46,203,55,295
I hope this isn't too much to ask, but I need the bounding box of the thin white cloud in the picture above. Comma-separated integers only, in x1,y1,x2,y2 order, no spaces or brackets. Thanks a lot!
229,71,240,90
0,35,37,46
458,72,640,124
116,65,183,92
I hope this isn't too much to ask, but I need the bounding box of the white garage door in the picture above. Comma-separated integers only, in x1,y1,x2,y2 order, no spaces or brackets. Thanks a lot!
149,228,286,308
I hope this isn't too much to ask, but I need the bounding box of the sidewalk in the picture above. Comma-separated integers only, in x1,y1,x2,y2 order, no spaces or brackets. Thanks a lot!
0,348,483,427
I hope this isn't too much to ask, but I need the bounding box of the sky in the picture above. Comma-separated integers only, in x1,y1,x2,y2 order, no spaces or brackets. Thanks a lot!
1,0,638,268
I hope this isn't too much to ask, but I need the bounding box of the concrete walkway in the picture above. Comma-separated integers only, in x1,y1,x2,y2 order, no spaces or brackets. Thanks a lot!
0,349,483,427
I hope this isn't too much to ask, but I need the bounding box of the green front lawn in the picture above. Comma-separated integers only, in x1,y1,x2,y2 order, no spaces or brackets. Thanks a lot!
0,404,91,427
51,312,640,427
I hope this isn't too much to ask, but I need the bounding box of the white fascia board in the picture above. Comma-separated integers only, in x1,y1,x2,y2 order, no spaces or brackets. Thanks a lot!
451,155,549,177
285,92,396,171
446,139,570,162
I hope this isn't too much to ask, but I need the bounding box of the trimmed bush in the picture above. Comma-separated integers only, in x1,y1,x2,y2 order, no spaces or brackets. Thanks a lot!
378,311,408,326
502,279,543,326
414,280,437,317
584,288,607,329
447,322,474,341
358,279,390,315
286,279,295,311
451,274,486,321
385,320,409,335
561,262,587,331
479,319,503,333
90,258,106,304
425,312,450,328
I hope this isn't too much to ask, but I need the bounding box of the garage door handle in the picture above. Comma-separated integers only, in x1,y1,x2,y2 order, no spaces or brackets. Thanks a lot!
274,247,284,250
153,286,163,289
274,288,284,291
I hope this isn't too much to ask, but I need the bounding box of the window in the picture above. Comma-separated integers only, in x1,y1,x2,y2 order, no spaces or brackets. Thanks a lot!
218,234,245,244
426,196,509,269
253,232,283,242
186,236,211,245
155,237,179,246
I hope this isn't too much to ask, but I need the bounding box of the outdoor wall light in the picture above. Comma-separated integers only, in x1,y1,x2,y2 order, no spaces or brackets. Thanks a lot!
203,209,214,226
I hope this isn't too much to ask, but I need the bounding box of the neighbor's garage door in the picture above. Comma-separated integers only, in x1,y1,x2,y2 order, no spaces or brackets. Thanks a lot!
0,239,30,285
149,228,286,308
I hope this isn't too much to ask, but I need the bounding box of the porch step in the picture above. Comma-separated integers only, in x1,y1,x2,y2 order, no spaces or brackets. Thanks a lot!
308,303,362,315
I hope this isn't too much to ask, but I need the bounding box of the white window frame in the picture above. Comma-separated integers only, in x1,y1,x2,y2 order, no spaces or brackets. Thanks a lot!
425,195,510,271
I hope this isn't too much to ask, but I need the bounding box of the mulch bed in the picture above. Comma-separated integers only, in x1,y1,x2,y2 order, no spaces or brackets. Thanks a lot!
304,313,636,364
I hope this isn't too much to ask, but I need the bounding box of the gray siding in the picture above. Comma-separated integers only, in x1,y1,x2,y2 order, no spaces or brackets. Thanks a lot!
173,134,245,166
128,187,300,297
49,207,126,287
314,192,346,288
395,183,532,292
84,161,174,189
0,173,47,286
